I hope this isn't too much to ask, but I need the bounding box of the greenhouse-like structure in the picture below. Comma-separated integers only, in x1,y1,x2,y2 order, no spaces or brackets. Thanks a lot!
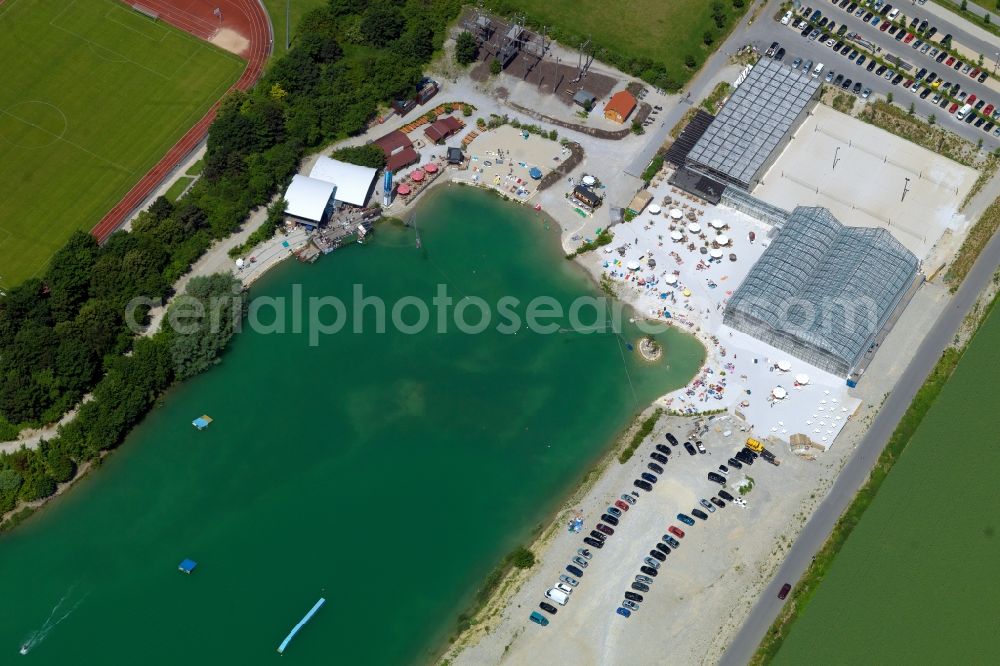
724,207,919,376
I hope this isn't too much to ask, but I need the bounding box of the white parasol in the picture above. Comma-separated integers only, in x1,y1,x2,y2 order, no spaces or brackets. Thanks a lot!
670,230,683,241
777,360,792,371
626,260,641,271
687,222,702,234
648,204,661,215
709,218,726,230
772,387,787,399
670,208,683,220
795,373,810,385
715,234,730,246
664,274,678,284
710,248,724,259
582,175,596,186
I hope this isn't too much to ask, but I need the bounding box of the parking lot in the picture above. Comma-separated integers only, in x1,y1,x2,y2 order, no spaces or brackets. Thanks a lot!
452,415,836,665
757,104,978,259
762,2,1000,147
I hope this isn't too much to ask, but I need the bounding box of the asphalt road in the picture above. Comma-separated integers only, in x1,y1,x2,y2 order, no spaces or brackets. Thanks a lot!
719,177,1000,664
753,12,1000,146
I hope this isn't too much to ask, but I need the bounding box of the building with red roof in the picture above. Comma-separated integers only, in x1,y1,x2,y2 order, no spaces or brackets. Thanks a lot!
604,90,637,124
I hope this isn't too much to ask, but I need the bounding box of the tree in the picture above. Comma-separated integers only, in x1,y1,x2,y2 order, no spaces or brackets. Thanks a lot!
455,31,478,65
928,114,937,125
961,0,968,10
43,231,99,322
986,14,992,25
360,2,405,47
331,144,387,169
631,120,644,135
886,91,894,104
684,54,696,69
703,30,714,46
511,546,535,569
165,274,246,380
490,58,501,75
908,102,915,115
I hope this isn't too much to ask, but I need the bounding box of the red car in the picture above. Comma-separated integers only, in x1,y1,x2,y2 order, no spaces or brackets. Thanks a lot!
879,21,890,31
778,583,792,600
968,94,977,105
970,68,981,78
903,79,914,88
949,102,960,114
903,33,914,44
984,104,995,116
945,56,955,66
596,523,614,536
668,525,685,539
614,499,630,512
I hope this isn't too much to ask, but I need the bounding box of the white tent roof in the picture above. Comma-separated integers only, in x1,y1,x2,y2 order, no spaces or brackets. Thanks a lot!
309,156,378,207
284,174,336,222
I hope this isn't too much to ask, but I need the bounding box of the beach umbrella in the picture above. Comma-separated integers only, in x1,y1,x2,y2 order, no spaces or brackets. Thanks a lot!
582,175,596,186
424,163,439,174
715,234,730,246
235,258,245,269
664,274,678,285
648,204,661,215
670,208,683,220
709,219,726,230
397,183,411,195
529,166,542,179
626,260,641,271
777,360,791,371
795,373,810,385
710,248,724,259
411,169,425,182
772,387,787,399
687,222,701,234
670,230,683,241
682,288,692,297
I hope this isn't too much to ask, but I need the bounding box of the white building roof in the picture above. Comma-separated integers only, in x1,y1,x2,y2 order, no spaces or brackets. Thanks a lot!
284,174,336,222
309,156,378,207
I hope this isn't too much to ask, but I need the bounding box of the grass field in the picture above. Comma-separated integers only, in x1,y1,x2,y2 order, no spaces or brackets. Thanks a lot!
261,0,327,55
0,0,243,289
772,303,1000,663
501,0,748,86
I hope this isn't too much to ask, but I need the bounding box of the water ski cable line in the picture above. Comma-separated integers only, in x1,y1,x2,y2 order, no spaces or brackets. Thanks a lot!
276,598,325,655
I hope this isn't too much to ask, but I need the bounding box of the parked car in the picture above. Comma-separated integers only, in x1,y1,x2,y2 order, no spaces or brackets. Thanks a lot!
601,514,619,527
718,489,735,502
970,67,982,78
556,582,575,595
589,530,607,542
699,499,717,513
607,506,623,518
655,443,671,455
968,94,977,105
529,610,550,626
778,583,792,600
648,549,666,562
984,104,995,116
983,122,995,133
665,433,678,446
577,548,592,560
545,588,570,605
668,525,685,538
856,55,866,66
635,574,654,585
891,73,903,85
634,479,653,491
949,102,959,114
903,32,914,44
539,601,558,614
792,56,803,69
647,462,664,474
708,472,727,484
654,542,671,555
875,64,887,76
766,41,779,57
583,536,604,549
596,523,614,536
624,591,643,602
639,565,658,577
978,71,988,83
919,87,931,99
631,581,650,592
677,513,695,526
692,508,709,521
834,73,845,85
825,70,835,82
696,441,707,454
620,493,637,505
614,500,630,512
727,457,743,469
711,496,726,508
616,607,631,618
683,442,697,455
945,56,955,66
566,564,584,578
639,473,657,485
642,557,661,569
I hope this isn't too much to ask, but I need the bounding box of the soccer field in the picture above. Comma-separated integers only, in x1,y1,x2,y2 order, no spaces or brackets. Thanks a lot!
0,0,243,288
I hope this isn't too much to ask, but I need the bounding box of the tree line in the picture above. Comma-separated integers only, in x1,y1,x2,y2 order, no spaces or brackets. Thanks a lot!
0,0,462,522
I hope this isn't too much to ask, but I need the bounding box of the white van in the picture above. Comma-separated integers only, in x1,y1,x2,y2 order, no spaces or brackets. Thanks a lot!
812,62,825,78
545,588,569,606
956,103,973,120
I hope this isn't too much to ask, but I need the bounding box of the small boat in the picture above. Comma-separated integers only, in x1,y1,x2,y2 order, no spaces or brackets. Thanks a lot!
20,645,29,655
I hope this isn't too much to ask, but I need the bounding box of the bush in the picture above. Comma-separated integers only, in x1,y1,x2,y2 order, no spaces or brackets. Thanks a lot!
511,546,536,569
490,58,501,75
331,144,386,169
455,30,478,65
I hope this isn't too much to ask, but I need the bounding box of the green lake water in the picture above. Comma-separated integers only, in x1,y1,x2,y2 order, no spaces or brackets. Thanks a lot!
0,187,704,664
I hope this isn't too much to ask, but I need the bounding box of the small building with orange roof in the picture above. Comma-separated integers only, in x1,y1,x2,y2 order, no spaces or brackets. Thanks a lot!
604,90,637,124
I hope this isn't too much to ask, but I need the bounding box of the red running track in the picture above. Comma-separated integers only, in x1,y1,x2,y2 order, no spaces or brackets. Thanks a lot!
91,0,272,242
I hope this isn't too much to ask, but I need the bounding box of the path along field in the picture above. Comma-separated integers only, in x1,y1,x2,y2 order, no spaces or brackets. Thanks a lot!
0,0,244,288
772,302,1000,664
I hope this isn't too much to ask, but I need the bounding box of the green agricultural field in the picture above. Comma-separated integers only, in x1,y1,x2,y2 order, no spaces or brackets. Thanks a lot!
0,0,242,289
773,304,1000,664
499,0,748,87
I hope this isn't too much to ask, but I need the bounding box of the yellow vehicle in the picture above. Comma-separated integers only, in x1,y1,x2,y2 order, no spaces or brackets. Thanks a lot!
932,80,942,89
745,437,764,453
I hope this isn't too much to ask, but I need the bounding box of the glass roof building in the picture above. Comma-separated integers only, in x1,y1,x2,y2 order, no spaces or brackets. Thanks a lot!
723,207,920,376
686,58,820,190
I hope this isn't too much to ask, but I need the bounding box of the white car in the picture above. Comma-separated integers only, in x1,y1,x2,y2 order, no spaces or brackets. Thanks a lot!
545,588,569,606
696,442,707,454
781,10,792,25
556,582,574,595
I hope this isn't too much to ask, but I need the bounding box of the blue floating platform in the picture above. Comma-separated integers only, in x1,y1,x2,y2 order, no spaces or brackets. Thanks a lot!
178,559,198,574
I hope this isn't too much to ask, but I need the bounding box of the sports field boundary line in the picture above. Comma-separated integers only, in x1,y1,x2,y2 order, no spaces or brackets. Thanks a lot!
91,0,272,242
